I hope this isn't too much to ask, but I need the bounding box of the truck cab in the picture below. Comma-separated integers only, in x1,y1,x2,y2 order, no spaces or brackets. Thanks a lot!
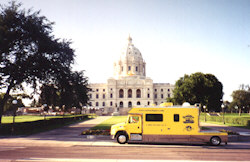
110,104,228,146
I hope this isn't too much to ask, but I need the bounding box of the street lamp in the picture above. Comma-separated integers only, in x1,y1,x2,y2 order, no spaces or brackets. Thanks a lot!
235,105,238,112
221,104,225,124
203,105,206,122
43,104,47,120
12,100,18,134
12,100,17,123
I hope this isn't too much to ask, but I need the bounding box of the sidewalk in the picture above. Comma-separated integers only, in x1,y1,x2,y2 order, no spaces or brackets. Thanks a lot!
200,122,250,133
28,116,112,140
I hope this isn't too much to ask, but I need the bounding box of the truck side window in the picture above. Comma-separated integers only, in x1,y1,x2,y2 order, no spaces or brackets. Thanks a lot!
129,116,139,123
146,114,163,122
174,114,179,122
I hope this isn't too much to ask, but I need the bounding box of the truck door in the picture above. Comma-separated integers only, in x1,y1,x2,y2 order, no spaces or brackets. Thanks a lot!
126,115,142,134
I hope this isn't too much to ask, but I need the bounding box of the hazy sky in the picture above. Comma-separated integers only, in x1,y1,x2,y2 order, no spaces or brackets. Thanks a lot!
1,0,250,101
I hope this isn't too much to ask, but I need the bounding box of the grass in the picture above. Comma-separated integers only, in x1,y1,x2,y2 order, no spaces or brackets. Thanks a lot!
1,114,95,124
0,114,96,136
92,116,128,130
200,112,250,117
200,120,250,129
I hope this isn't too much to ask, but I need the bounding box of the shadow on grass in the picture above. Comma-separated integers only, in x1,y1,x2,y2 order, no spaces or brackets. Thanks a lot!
0,115,93,137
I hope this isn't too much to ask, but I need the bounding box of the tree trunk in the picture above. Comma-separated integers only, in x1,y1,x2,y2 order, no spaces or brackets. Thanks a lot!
0,81,14,125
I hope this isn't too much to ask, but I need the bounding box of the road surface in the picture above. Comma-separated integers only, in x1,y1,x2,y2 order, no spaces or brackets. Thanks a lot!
0,116,250,161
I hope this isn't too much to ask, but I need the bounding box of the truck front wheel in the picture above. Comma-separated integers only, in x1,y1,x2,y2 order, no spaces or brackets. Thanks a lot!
210,136,221,146
116,133,128,144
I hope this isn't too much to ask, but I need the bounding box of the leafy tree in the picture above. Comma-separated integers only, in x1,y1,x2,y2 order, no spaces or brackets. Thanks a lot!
172,72,223,111
0,2,75,124
230,89,250,115
38,70,89,111
30,99,38,107
39,84,60,109
0,93,24,113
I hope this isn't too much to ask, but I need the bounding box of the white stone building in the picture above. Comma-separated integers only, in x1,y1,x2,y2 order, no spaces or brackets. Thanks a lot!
88,36,174,114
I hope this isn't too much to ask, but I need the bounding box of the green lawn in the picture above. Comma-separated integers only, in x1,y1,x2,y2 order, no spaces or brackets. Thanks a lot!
1,114,95,124
199,113,250,129
200,112,250,117
92,113,250,131
92,116,128,130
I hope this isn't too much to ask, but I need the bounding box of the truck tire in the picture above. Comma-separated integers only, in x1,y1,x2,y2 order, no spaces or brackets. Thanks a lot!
210,136,221,146
116,133,128,144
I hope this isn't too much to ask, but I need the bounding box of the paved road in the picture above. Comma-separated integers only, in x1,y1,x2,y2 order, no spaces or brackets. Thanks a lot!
0,116,250,161
0,144,250,161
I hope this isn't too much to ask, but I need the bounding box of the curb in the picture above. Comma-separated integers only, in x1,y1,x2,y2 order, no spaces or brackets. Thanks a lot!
82,135,250,143
229,135,250,142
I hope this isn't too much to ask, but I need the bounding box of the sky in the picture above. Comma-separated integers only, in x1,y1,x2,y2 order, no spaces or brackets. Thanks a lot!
1,0,250,102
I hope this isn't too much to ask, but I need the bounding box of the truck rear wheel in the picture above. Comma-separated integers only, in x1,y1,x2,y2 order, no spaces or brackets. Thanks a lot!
210,136,221,146
116,133,128,144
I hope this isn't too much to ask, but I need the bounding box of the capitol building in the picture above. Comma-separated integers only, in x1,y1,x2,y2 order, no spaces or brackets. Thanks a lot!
88,36,174,114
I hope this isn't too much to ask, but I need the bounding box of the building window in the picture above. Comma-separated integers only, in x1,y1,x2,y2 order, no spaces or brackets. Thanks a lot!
168,89,170,92
148,88,150,91
136,66,138,72
147,94,150,98
120,101,123,108
111,88,113,91
136,89,141,98
161,89,163,92
119,89,124,98
89,94,92,99
174,114,179,122
155,102,158,105
102,102,105,106
168,94,170,98
89,102,92,106
128,66,131,71
128,101,132,108
121,66,123,71
103,94,105,99
110,101,113,106
155,89,157,92
96,89,99,92
154,94,157,99
103,89,105,92
110,93,113,98
96,102,99,106
148,101,150,105
146,114,163,122
128,89,132,98
137,101,141,105
96,94,99,99
161,94,164,99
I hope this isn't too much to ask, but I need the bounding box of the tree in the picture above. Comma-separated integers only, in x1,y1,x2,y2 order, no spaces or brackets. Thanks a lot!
172,72,223,111
230,89,250,115
39,84,60,109
0,93,25,113
0,2,75,124
38,70,89,112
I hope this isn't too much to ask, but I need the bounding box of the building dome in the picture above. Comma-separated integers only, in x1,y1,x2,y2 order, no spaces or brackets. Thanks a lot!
114,36,146,78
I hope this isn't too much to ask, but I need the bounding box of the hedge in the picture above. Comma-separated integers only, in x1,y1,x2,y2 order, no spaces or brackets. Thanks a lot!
0,115,90,136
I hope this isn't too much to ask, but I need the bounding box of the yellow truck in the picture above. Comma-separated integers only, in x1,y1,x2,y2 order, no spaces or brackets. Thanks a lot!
110,104,228,146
